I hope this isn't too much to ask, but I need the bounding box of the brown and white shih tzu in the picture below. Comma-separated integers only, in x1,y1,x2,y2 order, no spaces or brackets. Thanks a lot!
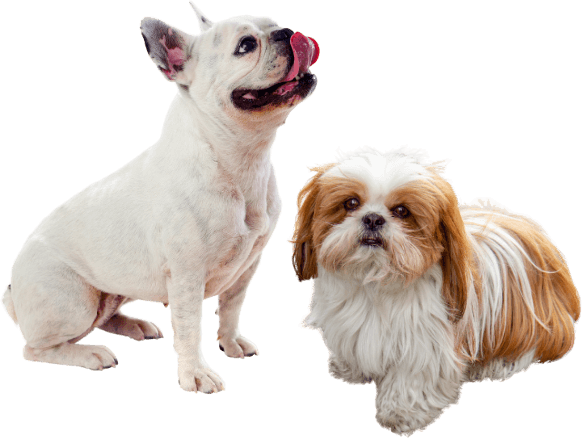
292,149,580,434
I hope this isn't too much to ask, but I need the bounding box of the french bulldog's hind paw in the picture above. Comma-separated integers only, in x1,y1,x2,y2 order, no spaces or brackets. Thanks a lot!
218,335,258,358
24,343,118,371
100,314,163,341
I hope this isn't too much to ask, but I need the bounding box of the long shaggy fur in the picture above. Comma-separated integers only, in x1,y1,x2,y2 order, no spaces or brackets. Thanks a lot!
293,149,579,434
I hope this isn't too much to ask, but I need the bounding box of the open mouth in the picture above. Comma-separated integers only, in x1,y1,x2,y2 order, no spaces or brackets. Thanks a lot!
360,236,384,247
231,31,318,111
231,72,317,111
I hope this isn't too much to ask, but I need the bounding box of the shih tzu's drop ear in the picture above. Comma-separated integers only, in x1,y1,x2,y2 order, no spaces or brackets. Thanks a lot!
433,176,474,323
292,238,317,281
141,18,194,82
292,168,330,281
189,1,214,32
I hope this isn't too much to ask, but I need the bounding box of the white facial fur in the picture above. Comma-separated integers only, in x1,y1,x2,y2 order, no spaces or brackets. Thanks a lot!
318,150,432,283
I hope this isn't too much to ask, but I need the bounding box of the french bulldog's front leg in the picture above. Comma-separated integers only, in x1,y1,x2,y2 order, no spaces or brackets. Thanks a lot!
217,258,260,358
168,272,224,393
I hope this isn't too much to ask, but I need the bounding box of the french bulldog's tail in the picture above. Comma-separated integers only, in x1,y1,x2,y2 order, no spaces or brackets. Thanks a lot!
3,284,18,323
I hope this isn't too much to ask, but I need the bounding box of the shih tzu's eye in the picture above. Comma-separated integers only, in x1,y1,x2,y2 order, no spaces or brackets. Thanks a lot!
344,197,360,211
392,205,410,219
235,36,258,55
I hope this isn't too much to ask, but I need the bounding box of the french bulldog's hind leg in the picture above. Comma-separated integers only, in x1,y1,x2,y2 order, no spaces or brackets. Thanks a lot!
18,291,119,370
20,296,120,370
11,250,118,371
24,343,118,370
99,313,163,341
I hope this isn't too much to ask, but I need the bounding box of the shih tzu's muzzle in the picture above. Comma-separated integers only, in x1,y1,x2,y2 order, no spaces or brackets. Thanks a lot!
360,213,386,247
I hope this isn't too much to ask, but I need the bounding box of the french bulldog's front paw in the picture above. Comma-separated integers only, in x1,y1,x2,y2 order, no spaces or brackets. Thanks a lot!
178,365,225,393
218,335,258,358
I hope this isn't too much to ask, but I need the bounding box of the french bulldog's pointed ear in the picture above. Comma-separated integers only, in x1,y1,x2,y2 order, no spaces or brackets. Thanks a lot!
189,1,213,32
141,18,194,82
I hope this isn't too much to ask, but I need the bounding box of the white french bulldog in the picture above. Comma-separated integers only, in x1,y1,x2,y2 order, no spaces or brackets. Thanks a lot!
2,2,318,393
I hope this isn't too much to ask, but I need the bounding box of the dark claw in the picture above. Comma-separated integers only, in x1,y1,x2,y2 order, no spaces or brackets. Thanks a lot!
244,351,256,357
114,358,119,365
219,344,224,352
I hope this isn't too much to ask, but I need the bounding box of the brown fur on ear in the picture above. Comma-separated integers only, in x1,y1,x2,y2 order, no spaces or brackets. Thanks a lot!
292,166,334,281
431,172,476,323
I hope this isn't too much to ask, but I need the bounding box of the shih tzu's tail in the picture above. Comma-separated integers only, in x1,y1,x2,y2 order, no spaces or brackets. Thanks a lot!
2,284,18,323
461,205,580,365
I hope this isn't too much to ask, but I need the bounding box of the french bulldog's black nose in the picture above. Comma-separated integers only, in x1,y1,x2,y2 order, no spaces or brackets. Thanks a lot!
271,28,294,42
362,213,386,231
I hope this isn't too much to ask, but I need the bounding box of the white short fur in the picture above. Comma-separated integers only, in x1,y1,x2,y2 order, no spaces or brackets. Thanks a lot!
3,4,316,393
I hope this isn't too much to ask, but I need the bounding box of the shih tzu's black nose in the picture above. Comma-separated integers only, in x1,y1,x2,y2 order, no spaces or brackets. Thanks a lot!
271,28,294,42
362,213,386,231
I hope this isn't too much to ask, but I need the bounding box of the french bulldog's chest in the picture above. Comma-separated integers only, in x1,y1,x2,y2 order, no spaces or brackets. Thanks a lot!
202,194,276,298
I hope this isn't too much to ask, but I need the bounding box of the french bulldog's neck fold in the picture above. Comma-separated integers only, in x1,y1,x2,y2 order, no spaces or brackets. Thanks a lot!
158,93,277,197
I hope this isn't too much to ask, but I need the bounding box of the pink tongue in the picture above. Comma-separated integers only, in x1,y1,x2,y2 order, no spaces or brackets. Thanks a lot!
283,32,320,82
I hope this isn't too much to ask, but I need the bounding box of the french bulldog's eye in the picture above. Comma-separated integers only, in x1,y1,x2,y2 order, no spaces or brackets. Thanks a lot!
235,36,258,56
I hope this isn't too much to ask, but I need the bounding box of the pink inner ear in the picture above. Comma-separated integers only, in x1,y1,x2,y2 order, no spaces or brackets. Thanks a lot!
159,34,185,80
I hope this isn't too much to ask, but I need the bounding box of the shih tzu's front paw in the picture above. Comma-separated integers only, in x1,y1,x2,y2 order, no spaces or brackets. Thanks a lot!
329,355,372,384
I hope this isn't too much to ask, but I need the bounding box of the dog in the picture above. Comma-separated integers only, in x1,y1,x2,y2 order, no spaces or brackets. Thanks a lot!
2,2,318,393
292,149,579,433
